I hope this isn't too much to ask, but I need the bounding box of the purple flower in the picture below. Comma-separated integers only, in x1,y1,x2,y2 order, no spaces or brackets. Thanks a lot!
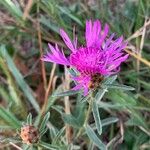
42,20,129,95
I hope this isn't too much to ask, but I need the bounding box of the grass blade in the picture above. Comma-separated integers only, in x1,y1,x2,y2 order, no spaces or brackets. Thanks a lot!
0,106,21,128
0,45,40,112
0,0,22,19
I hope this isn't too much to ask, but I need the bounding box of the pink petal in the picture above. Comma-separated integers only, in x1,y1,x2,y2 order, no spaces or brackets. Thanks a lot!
42,44,70,65
85,20,92,47
60,29,76,52
99,23,109,46
86,20,102,48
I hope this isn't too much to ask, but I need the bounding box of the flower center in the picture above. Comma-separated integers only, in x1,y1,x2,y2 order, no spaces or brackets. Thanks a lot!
70,47,104,75
88,73,104,89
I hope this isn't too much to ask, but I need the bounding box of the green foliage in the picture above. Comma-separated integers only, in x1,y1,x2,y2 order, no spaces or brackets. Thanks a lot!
85,125,106,150
92,101,102,135
0,45,40,112
26,113,33,125
0,106,21,128
0,0,150,149
39,112,50,136
0,0,22,20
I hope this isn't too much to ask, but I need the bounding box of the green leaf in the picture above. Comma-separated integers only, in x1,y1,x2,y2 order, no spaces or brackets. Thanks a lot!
26,113,32,125
0,106,21,128
95,75,117,102
0,57,22,106
46,85,62,111
85,125,106,150
95,89,107,103
53,90,80,97
40,128,48,137
39,141,60,150
103,75,117,85
0,0,22,20
92,101,102,135
0,86,12,103
0,125,16,129
22,144,31,150
62,102,85,128
49,125,58,140
40,16,59,34
62,114,82,128
0,45,40,112
103,84,135,91
74,102,86,125
53,127,65,144
97,101,150,112
126,110,148,129
106,89,137,106
67,68,77,77
39,112,50,135
101,117,119,127
57,6,83,26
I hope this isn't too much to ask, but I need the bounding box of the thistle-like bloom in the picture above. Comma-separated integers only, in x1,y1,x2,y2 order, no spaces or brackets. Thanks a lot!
42,20,129,95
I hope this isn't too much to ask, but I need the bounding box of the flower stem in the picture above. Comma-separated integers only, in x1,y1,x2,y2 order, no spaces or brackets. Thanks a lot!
84,97,93,126
76,96,93,138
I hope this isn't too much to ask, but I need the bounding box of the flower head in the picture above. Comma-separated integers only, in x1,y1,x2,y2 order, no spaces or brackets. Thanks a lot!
42,20,129,95
20,125,39,145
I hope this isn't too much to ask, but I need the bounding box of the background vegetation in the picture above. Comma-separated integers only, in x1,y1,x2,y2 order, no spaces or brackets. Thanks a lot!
0,0,150,149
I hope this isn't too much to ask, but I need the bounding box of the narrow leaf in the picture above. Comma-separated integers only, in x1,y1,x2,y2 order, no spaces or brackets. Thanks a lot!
0,106,21,128
53,90,80,97
101,117,119,127
103,84,135,91
57,6,83,26
26,113,32,125
0,45,40,112
92,101,102,135
39,141,60,150
95,75,117,102
40,16,59,34
85,125,106,150
103,75,117,85
0,0,22,19
53,127,65,144
62,114,82,128
39,112,50,133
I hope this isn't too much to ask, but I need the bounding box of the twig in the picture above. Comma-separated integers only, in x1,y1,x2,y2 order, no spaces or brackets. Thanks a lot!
52,76,58,91
23,0,33,20
125,49,150,68
41,64,56,115
106,134,120,149
138,18,147,67
64,67,72,144
139,126,150,137
9,142,23,150
140,18,147,56
140,144,150,150
137,18,147,91
127,18,150,41
106,121,124,149
37,1,47,89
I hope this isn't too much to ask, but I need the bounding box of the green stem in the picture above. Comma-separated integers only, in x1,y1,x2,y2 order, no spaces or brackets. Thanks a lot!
76,96,93,138
84,97,93,126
